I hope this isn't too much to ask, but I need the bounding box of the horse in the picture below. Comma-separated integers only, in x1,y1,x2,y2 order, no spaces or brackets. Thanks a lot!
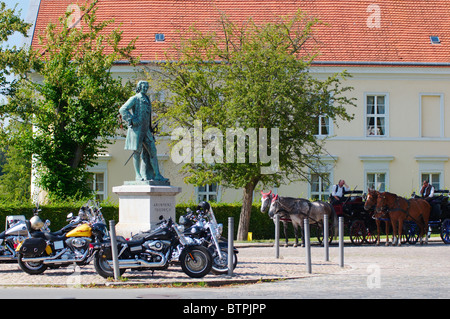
375,192,431,246
266,192,338,247
261,190,299,247
364,188,391,246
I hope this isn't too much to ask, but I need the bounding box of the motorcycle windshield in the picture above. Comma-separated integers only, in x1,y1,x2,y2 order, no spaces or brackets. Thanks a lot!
207,207,218,225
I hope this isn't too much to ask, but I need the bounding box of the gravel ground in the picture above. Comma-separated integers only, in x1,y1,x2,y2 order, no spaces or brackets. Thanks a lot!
0,239,447,289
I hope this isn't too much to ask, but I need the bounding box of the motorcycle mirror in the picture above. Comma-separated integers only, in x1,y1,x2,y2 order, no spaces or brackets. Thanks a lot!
66,212,73,219
186,208,192,213
159,215,164,220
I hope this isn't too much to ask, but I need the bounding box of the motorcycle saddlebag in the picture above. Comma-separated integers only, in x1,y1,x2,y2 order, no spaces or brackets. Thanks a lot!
19,238,47,257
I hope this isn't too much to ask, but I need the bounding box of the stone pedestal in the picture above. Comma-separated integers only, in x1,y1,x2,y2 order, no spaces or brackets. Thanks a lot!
112,183,182,238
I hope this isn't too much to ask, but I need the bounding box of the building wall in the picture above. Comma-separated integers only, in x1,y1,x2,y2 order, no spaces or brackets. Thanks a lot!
64,65,450,203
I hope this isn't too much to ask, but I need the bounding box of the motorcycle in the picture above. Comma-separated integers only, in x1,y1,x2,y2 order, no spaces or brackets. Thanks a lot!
15,202,108,275
93,216,212,279
0,206,50,263
179,201,238,275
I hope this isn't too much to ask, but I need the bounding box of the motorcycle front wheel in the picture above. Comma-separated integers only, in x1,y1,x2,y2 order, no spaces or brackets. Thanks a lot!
93,251,126,279
17,254,47,275
210,247,238,275
179,246,212,278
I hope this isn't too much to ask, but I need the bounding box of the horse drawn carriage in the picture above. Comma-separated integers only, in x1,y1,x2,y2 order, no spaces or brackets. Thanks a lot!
261,188,450,247
332,190,379,245
261,190,378,246
409,190,450,244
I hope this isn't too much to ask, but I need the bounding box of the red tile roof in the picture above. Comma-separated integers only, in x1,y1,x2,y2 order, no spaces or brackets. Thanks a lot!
32,0,450,66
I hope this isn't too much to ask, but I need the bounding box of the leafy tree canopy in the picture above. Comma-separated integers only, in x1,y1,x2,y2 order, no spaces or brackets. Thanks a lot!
150,11,356,240
1,0,138,200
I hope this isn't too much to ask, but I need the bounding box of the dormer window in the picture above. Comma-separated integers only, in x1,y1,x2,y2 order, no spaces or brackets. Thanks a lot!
430,36,441,44
155,33,165,42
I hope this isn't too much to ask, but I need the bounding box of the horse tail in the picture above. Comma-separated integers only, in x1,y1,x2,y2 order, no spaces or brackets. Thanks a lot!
329,203,338,239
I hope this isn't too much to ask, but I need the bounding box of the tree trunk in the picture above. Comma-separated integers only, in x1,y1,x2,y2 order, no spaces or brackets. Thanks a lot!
237,177,259,241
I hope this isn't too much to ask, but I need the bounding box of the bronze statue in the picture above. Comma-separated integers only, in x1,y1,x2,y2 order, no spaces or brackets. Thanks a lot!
120,81,168,183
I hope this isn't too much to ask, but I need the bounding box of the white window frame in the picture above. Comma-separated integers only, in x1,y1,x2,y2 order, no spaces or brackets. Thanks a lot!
364,93,389,138
415,156,448,191
420,172,441,190
87,172,106,201
196,183,221,203
308,155,336,200
366,172,387,192
315,115,333,137
360,156,393,191
87,154,111,201
310,172,331,201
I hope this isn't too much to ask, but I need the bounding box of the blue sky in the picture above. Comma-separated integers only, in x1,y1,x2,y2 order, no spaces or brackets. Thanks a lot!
1,0,30,104
2,0,31,47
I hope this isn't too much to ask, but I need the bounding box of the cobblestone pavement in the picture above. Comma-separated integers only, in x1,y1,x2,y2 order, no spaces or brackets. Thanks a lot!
0,243,346,287
0,240,448,299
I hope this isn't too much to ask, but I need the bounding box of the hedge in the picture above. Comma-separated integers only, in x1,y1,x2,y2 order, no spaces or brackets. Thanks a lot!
0,202,284,240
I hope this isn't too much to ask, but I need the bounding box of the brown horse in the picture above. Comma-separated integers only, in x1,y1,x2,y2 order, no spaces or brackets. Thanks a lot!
375,192,430,246
364,189,391,246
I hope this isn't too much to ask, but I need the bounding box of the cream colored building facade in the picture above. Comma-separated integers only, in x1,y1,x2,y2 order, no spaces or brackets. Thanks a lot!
27,0,450,204
90,64,450,204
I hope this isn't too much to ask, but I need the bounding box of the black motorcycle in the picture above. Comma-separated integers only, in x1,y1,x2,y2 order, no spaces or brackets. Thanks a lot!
179,202,238,275
93,216,212,279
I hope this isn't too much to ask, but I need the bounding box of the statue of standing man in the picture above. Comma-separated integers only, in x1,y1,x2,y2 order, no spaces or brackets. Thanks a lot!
120,81,169,184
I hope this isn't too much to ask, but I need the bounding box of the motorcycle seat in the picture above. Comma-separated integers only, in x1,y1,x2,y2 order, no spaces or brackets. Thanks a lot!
126,238,145,247
32,231,66,241
44,232,67,241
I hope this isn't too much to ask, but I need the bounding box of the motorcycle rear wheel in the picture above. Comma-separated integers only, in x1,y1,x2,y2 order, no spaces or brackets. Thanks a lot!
179,245,212,278
93,251,126,279
17,254,47,275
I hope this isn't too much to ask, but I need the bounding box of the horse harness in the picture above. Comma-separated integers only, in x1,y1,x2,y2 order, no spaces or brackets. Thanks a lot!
379,196,410,216
379,196,423,225
272,197,322,225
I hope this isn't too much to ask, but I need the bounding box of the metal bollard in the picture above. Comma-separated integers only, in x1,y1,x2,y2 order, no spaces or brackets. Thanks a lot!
109,220,121,280
323,214,329,262
339,216,344,267
275,214,280,259
304,218,312,274
228,217,234,277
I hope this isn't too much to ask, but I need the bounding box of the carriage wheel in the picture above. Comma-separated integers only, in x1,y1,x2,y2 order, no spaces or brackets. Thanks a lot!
365,226,378,245
440,219,450,244
349,220,366,246
403,223,419,245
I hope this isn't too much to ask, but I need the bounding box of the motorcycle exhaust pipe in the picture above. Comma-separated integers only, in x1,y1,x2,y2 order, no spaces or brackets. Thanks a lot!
21,248,67,263
21,248,89,264
107,250,167,269
43,249,89,264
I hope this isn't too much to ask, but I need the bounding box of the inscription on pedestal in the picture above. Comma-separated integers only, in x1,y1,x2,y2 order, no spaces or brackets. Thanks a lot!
153,202,172,214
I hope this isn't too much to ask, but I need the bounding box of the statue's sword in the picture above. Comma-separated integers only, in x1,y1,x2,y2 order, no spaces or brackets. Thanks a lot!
123,120,159,166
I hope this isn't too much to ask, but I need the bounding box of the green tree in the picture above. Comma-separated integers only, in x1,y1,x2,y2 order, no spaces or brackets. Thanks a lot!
0,1,32,96
151,11,355,240
0,121,31,202
0,1,32,202
1,1,138,199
